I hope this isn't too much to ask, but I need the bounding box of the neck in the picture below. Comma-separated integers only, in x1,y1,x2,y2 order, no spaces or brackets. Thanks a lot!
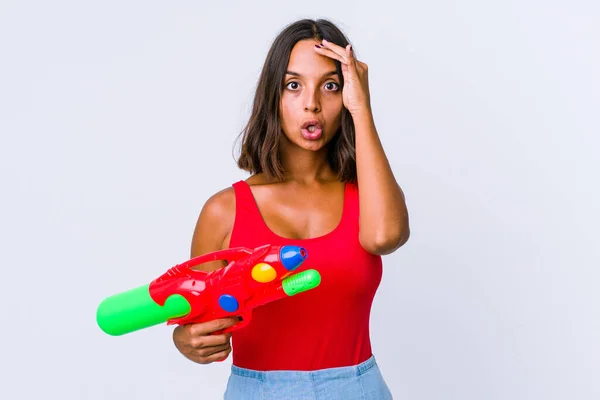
279,142,336,185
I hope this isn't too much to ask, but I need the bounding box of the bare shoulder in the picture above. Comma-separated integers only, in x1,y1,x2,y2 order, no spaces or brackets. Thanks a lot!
190,185,237,264
202,186,236,218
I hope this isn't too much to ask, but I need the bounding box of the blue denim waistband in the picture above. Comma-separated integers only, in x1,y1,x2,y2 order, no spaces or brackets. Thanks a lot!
230,355,378,382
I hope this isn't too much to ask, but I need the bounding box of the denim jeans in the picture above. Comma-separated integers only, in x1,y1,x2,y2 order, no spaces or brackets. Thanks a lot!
224,355,393,399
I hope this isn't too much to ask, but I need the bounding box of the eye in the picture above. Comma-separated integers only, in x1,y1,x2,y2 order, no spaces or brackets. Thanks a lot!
286,81,300,90
324,82,340,91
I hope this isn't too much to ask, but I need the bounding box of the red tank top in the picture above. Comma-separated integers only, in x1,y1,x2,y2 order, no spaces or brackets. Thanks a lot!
228,180,383,371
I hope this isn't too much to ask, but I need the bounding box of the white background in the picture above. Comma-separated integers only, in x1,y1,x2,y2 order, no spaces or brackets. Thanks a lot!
1,1,598,399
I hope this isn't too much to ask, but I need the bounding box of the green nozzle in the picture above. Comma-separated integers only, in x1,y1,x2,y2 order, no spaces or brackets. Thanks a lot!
96,284,191,336
282,269,321,296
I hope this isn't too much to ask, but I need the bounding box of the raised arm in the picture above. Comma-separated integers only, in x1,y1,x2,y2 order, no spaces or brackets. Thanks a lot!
316,39,410,256
353,110,410,255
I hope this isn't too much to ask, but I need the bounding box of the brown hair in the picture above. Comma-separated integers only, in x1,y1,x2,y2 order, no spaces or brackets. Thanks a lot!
235,19,357,183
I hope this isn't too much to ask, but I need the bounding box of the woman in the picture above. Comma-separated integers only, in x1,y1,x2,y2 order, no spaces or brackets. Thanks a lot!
173,18,410,399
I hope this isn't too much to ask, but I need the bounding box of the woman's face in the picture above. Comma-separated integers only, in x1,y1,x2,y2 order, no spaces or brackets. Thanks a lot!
279,39,343,152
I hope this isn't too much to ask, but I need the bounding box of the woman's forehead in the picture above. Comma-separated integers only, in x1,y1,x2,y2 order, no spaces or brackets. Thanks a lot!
286,39,337,76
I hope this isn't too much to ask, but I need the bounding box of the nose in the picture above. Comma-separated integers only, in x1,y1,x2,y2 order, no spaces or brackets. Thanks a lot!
303,88,321,113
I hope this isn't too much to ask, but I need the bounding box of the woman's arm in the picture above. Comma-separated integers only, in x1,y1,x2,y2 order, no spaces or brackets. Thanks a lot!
172,188,239,365
189,188,235,266
316,40,410,256
353,109,410,255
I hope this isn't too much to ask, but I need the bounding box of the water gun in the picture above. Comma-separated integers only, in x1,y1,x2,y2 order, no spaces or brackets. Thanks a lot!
96,244,321,336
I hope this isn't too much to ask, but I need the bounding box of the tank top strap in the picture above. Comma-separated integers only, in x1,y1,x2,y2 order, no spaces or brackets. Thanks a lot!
230,180,269,247
232,180,264,223
345,181,358,207
341,180,359,233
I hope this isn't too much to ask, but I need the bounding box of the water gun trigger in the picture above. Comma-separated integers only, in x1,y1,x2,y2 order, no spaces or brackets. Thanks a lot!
213,311,252,335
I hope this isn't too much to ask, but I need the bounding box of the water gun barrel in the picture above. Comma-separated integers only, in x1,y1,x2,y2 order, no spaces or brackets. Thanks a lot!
96,284,191,336
282,269,321,296
254,269,321,306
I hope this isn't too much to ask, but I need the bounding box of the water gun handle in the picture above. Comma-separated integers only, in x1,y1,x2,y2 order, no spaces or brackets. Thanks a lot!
177,247,255,270
153,246,266,283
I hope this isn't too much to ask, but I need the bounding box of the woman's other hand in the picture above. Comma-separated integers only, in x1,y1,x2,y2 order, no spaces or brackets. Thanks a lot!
172,317,239,364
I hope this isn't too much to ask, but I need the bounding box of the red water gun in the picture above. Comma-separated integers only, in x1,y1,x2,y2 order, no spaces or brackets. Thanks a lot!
96,244,321,335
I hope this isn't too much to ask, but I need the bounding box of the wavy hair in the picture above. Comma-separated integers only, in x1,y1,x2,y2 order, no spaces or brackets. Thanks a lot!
235,19,357,183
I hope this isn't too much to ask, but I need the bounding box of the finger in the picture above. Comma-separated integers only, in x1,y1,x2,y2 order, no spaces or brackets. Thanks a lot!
190,333,231,349
321,39,349,60
189,317,239,336
346,44,357,64
344,44,363,74
198,346,232,364
344,44,355,69
196,343,231,358
314,44,347,64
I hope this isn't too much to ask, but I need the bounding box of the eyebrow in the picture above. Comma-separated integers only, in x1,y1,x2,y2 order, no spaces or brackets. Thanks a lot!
286,70,338,78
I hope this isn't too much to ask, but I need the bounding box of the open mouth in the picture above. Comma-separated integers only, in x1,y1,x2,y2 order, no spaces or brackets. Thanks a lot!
301,120,323,140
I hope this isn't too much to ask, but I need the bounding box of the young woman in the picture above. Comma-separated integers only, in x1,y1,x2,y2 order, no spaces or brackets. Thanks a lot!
172,18,409,399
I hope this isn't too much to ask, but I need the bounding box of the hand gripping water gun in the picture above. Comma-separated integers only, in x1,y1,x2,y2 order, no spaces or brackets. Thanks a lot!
96,244,321,336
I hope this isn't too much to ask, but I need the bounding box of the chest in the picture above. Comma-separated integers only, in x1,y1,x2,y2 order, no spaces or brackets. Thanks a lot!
251,183,346,240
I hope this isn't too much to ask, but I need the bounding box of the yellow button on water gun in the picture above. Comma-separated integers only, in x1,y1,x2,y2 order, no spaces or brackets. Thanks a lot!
251,263,277,283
